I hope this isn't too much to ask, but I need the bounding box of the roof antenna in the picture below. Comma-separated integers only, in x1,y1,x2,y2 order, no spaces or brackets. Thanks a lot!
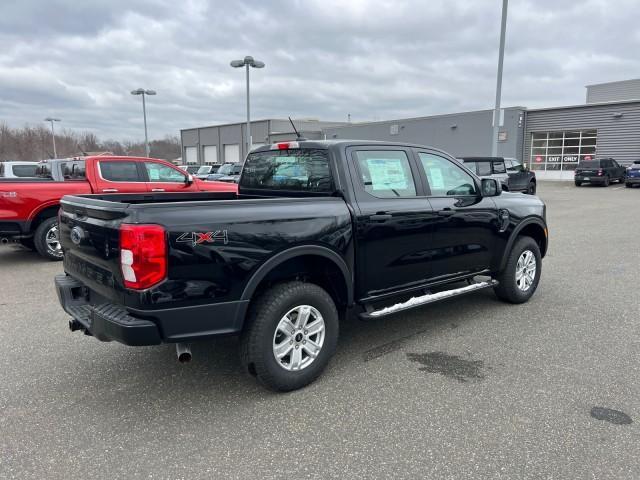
289,117,307,141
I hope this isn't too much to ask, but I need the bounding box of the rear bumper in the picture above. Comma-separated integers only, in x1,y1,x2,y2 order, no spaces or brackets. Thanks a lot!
626,177,640,184
575,175,607,183
55,274,161,346
55,274,249,346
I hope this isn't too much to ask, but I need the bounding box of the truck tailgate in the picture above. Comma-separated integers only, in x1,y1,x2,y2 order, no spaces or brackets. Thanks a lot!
59,196,129,304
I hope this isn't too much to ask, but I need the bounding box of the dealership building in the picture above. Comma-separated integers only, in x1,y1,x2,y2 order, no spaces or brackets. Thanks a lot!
181,79,640,180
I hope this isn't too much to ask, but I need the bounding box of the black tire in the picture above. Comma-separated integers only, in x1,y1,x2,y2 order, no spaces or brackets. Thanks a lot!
34,217,63,261
574,181,581,187
240,281,339,392
526,181,536,195
626,183,633,188
494,236,541,304
602,176,610,187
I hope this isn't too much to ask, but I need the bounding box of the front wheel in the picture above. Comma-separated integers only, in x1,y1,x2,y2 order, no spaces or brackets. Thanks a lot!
34,217,63,261
494,236,541,304
240,281,339,391
574,181,581,187
526,181,536,195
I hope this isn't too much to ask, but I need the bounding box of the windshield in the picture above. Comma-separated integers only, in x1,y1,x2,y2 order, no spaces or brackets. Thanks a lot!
197,166,211,174
217,164,233,175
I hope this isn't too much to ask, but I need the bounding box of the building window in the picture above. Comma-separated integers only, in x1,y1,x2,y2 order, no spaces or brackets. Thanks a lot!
530,130,597,172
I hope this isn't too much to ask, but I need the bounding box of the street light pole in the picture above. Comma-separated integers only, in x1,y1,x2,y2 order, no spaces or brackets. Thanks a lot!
44,117,61,158
131,88,156,156
231,56,265,156
492,0,508,157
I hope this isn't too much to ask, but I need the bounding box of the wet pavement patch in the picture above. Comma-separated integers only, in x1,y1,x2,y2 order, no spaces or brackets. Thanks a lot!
363,329,427,362
406,352,485,382
590,407,632,425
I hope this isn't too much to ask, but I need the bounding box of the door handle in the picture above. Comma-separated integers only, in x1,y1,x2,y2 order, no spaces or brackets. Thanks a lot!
151,188,165,192
437,208,455,217
102,188,118,193
369,213,392,221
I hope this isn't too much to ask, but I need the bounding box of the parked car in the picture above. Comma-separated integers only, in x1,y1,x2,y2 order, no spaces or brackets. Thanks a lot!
504,158,537,194
35,158,86,181
55,140,548,392
625,161,640,188
459,157,509,191
194,164,222,179
216,163,243,183
178,165,200,175
574,158,626,186
459,157,536,194
0,156,237,260
0,161,39,178
205,162,237,181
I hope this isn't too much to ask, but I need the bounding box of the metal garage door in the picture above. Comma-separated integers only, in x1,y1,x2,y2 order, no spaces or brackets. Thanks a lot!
184,146,197,164
224,144,240,163
203,145,218,164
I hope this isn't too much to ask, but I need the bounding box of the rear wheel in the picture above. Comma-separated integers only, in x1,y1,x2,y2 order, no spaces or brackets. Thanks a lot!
526,181,536,195
626,183,633,188
574,181,581,187
602,176,610,187
494,236,541,304
34,217,63,261
240,281,339,391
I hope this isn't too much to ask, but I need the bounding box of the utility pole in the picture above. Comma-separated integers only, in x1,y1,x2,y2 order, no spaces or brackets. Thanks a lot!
492,0,508,157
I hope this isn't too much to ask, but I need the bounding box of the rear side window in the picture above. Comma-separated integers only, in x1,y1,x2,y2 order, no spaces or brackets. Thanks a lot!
355,151,417,198
144,162,187,182
476,162,492,176
99,161,142,182
11,164,38,177
241,149,334,193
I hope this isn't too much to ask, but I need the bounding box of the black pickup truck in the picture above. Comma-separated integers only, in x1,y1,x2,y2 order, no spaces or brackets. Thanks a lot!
55,140,548,391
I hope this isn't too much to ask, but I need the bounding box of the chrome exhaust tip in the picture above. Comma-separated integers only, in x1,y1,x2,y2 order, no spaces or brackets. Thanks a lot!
176,343,192,363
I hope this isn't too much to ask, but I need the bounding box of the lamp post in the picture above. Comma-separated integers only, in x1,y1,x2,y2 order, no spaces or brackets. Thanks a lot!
230,56,265,155
44,117,61,158
491,0,508,157
131,88,156,156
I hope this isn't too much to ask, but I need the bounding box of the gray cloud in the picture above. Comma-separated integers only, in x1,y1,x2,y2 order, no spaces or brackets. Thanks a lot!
1,0,639,140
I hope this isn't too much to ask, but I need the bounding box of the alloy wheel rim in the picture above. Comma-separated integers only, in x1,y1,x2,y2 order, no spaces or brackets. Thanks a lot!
46,224,63,257
272,305,325,371
515,250,536,291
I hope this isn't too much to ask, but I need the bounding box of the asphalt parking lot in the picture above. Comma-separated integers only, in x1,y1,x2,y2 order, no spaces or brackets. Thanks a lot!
1,181,639,479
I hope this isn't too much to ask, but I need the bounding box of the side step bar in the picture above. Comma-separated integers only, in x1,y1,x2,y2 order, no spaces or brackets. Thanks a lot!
359,280,498,319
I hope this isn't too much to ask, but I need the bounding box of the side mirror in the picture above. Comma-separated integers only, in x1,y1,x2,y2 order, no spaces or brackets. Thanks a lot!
481,178,501,197
185,174,194,185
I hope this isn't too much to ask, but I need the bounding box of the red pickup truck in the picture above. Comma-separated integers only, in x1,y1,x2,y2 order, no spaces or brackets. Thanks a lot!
0,155,237,260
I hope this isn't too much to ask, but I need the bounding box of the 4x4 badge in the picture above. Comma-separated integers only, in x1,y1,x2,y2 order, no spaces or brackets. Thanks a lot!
176,230,228,247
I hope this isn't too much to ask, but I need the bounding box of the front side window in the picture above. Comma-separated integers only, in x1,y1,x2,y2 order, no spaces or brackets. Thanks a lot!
197,166,211,175
355,150,416,198
144,162,187,182
241,149,333,193
99,161,142,182
419,153,477,196
493,161,506,174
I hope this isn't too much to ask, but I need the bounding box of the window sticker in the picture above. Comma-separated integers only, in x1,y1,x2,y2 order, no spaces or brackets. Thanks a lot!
148,167,160,180
429,168,445,190
367,159,408,190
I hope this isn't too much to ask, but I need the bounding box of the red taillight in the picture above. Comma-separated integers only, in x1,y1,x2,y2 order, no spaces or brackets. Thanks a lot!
120,224,167,290
597,169,603,176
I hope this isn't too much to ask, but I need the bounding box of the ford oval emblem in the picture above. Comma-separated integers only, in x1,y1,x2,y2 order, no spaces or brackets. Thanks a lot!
70,226,84,245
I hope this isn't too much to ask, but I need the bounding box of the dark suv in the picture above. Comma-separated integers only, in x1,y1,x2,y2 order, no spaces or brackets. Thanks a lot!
574,158,626,187
626,161,640,188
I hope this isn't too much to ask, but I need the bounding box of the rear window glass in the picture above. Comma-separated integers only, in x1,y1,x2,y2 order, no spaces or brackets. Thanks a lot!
100,161,141,182
11,164,38,177
578,160,600,168
241,149,333,192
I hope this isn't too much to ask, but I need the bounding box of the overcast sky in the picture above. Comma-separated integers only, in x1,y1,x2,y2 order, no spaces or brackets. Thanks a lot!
1,0,639,141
